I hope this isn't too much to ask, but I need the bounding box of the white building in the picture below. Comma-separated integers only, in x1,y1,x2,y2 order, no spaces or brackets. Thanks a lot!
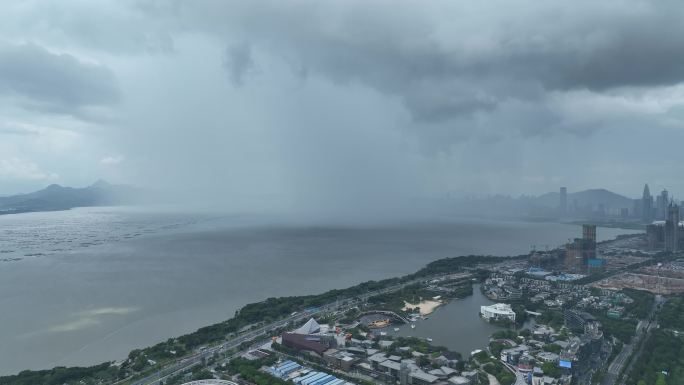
480,303,516,322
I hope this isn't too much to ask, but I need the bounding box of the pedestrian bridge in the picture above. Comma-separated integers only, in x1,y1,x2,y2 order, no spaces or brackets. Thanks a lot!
360,310,409,323
182,380,238,385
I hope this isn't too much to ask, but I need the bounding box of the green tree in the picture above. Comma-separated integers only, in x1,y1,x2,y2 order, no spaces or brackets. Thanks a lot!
542,362,561,378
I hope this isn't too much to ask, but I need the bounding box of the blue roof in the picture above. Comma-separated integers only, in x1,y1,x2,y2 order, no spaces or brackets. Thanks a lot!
295,372,320,383
301,373,327,385
310,375,335,385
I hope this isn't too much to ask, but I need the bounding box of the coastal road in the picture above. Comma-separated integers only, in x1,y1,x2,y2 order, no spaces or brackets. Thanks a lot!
487,374,501,385
128,276,437,385
500,360,526,385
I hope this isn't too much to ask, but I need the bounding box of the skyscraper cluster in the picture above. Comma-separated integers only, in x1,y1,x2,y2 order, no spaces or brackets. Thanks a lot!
554,184,680,224
638,183,680,222
644,182,683,251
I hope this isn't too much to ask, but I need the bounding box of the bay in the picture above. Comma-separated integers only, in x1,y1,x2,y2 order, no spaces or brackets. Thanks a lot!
0,207,638,374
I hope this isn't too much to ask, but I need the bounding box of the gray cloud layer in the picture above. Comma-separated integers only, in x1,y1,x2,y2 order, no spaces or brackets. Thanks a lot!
0,43,119,114
168,0,684,123
0,0,683,214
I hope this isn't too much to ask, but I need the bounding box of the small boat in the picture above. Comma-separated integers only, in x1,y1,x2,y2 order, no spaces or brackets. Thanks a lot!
380,332,387,336
426,338,433,342
394,328,400,332
410,324,416,329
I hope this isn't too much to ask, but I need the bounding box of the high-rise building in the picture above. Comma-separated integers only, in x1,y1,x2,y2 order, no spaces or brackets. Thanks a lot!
565,225,598,273
583,224,596,242
633,199,642,218
659,189,669,219
559,187,568,217
642,184,653,222
656,196,663,220
565,238,583,272
582,224,597,264
665,202,680,252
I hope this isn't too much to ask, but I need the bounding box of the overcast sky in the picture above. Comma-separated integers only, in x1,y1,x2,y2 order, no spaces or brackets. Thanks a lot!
1,1,683,214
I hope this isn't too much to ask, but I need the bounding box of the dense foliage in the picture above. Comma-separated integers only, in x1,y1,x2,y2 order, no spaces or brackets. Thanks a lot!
491,330,518,340
622,288,655,319
625,330,684,385
411,255,527,278
593,314,637,343
541,362,561,378
489,341,507,357
0,363,118,385
659,296,684,330
538,310,564,330
481,360,515,385
227,357,290,385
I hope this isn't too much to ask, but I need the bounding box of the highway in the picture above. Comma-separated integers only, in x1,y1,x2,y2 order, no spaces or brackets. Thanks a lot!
127,276,434,385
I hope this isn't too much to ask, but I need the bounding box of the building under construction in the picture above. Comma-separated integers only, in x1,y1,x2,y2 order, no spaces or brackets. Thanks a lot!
646,202,683,251
565,225,602,273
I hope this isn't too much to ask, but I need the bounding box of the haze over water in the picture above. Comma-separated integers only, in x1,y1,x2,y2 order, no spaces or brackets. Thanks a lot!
0,207,638,374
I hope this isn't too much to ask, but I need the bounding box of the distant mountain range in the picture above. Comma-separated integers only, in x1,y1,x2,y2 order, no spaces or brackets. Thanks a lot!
450,188,637,219
535,188,634,209
0,180,139,215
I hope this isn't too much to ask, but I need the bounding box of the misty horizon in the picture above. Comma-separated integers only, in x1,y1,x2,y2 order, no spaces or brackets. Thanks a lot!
2,178,680,225
1,1,684,218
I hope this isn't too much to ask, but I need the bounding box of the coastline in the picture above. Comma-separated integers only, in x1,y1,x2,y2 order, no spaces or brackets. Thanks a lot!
0,254,525,383
403,299,443,315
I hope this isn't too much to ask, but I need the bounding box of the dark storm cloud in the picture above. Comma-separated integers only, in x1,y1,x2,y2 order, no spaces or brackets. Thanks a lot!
0,43,119,114
20,1,684,124
155,0,684,124
476,27,684,92
224,42,256,86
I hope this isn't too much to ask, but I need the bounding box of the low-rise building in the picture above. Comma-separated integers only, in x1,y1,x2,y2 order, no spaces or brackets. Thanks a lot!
460,371,478,382
410,371,439,385
323,349,357,371
448,376,471,385
480,303,516,322
281,333,336,356
536,351,559,363
369,353,388,370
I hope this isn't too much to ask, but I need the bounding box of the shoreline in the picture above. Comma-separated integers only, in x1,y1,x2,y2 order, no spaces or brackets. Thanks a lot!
0,254,526,383
402,299,443,315
0,222,639,382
